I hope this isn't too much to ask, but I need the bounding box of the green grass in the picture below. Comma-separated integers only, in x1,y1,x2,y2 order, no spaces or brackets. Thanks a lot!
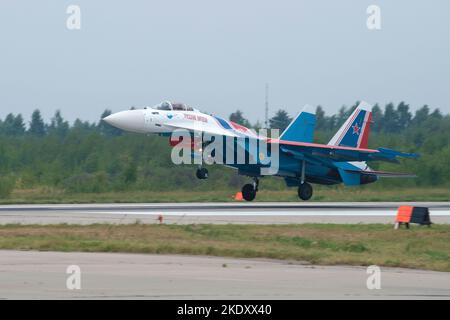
0,186,449,204
1,223,449,272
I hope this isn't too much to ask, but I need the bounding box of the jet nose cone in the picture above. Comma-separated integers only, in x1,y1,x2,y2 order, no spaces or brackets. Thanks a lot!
103,110,146,133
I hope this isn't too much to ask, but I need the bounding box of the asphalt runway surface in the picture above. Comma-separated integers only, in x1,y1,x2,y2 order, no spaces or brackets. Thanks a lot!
0,250,449,299
0,202,450,224
1,203,449,300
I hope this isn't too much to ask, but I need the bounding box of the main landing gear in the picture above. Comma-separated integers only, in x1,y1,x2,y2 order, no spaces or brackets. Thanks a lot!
298,182,313,201
297,159,313,201
196,167,208,180
242,177,259,201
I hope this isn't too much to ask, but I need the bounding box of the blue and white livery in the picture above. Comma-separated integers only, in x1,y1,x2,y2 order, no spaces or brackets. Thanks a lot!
104,101,418,201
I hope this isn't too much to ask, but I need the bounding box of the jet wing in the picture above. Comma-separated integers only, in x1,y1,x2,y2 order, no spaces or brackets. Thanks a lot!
273,139,419,163
165,122,255,163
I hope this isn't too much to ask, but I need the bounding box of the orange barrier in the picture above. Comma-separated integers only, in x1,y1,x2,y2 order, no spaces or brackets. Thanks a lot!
396,206,413,223
395,206,431,229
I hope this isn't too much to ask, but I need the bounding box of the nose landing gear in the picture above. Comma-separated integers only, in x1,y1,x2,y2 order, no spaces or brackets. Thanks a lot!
196,167,209,180
241,177,259,201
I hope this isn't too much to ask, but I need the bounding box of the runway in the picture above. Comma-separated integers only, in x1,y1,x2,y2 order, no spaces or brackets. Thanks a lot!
1,202,450,224
0,250,449,299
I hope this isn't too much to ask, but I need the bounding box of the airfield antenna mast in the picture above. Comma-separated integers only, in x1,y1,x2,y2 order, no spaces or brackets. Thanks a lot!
265,83,269,129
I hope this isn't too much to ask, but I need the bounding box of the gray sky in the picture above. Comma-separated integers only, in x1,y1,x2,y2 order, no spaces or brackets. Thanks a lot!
0,0,449,125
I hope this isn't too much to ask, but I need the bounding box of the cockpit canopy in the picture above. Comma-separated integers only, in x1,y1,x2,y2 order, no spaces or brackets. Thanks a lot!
154,101,194,111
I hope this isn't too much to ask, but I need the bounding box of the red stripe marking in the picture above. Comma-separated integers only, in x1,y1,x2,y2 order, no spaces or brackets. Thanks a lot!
230,121,250,132
268,138,378,153
359,112,372,149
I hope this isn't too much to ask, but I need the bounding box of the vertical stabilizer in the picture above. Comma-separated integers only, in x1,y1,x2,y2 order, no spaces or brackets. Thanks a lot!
328,101,373,149
279,105,316,143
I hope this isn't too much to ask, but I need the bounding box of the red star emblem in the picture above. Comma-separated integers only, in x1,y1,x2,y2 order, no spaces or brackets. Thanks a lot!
352,123,360,135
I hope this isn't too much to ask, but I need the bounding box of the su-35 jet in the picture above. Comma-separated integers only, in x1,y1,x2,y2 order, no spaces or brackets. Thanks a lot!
104,101,418,201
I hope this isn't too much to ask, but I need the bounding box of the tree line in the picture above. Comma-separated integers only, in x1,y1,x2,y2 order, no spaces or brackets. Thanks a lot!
230,101,444,134
0,102,448,197
0,109,122,137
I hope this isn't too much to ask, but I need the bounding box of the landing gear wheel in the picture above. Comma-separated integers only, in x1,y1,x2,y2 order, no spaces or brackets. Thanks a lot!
196,167,208,180
298,182,313,201
242,183,256,201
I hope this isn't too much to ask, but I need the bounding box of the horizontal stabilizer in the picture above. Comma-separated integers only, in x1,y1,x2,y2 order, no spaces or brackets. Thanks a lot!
369,148,420,162
377,148,419,159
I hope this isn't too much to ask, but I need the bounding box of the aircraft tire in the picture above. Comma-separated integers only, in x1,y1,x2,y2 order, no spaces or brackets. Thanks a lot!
196,168,208,179
298,182,313,201
242,184,256,201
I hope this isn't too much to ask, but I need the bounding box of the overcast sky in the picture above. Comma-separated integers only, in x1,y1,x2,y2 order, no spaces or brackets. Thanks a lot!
0,0,449,124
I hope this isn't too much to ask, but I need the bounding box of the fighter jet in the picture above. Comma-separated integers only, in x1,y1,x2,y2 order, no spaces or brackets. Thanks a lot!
103,101,418,201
